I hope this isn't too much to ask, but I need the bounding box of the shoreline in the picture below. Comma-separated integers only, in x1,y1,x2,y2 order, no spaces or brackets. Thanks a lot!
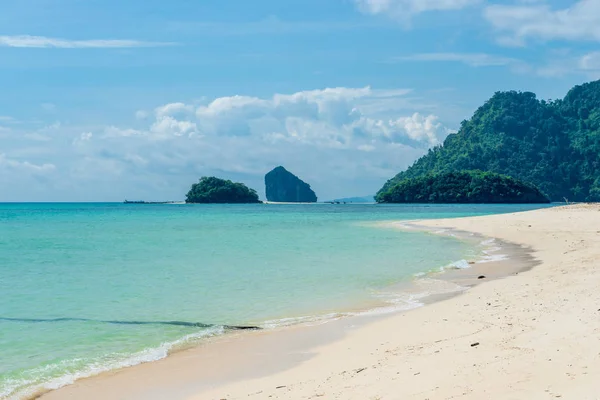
32,210,545,400
195,204,600,399
4,214,499,400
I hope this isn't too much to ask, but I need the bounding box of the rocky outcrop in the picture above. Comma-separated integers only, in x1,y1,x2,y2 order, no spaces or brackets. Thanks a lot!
265,166,317,203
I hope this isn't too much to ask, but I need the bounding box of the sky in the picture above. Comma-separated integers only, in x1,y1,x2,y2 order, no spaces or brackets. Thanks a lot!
1,0,599,202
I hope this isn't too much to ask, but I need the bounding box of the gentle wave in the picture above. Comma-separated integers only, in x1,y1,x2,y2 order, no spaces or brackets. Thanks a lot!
371,278,467,312
390,223,509,266
3,261,477,400
478,238,508,263
261,313,345,329
2,326,224,400
443,259,471,270
3,223,497,400
2,203,540,400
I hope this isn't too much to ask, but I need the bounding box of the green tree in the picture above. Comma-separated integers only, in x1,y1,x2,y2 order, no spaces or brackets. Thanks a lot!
185,177,261,204
379,80,600,202
376,170,549,204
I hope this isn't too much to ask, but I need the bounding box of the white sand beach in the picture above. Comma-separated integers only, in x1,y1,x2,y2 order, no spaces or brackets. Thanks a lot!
41,204,600,400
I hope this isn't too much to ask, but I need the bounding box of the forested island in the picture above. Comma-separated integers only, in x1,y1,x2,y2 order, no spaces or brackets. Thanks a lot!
376,170,549,204
185,177,261,204
379,80,600,202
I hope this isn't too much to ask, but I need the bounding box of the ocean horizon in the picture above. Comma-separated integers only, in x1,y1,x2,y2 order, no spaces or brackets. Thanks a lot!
0,203,552,399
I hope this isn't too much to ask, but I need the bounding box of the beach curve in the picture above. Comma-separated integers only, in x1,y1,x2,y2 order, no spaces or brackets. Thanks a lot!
39,204,600,399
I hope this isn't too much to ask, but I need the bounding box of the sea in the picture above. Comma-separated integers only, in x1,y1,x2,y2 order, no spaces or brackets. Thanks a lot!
0,202,552,399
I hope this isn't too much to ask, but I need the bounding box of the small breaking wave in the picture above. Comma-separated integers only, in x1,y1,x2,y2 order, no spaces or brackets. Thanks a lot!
411,258,472,278
478,238,508,263
1,325,225,400
261,313,345,329
369,278,467,315
443,259,471,270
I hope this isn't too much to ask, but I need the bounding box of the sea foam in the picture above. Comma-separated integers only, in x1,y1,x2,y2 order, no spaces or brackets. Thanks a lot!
2,326,223,400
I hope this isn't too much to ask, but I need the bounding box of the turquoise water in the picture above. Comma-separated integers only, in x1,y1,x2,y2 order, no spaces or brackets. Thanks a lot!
0,203,551,398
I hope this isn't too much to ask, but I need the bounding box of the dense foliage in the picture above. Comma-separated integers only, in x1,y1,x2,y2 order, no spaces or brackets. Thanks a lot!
379,80,600,202
185,177,261,204
376,170,549,204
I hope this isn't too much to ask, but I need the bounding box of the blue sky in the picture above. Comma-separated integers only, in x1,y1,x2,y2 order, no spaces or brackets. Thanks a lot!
1,0,599,201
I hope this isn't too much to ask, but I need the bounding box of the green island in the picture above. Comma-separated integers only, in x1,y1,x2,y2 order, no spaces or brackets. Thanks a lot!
185,177,261,204
376,170,549,204
379,80,600,202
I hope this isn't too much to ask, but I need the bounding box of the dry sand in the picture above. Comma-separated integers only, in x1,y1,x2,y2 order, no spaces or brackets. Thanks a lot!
40,204,600,400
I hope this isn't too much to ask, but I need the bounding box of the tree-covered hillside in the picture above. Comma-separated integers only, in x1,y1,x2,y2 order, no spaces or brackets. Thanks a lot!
376,170,549,204
186,177,261,204
379,80,600,202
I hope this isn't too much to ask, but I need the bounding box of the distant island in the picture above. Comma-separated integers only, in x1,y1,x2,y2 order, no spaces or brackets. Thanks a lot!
186,177,261,204
376,171,549,204
378,79,600,202
265,166,317,203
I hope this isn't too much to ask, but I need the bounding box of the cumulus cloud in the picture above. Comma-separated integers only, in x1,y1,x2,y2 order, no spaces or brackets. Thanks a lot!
356,0,480,22
0,35,175,49
190,86,447,148
392,113,452,145
150,116,198,137
155,103,195,118
484,0,600,45
2,87,454,201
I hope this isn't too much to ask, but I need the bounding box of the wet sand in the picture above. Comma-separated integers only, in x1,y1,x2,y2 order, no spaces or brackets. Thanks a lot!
40,204,600,400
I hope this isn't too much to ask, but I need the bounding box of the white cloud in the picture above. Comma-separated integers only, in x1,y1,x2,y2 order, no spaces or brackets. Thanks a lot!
536,51,600,79
356,0,480,22
72,132,94,149
197,96,267,118
350,113,450,147
191,86,443,148
2,87,454,201
104,126,145,137
150,116,198,137
393,113,452,145
0,35,175,49
485,0,600,45
155,102,195,118
0,154,56,173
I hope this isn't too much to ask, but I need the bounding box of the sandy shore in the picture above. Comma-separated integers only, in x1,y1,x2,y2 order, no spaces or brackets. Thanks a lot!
40,204,600,400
